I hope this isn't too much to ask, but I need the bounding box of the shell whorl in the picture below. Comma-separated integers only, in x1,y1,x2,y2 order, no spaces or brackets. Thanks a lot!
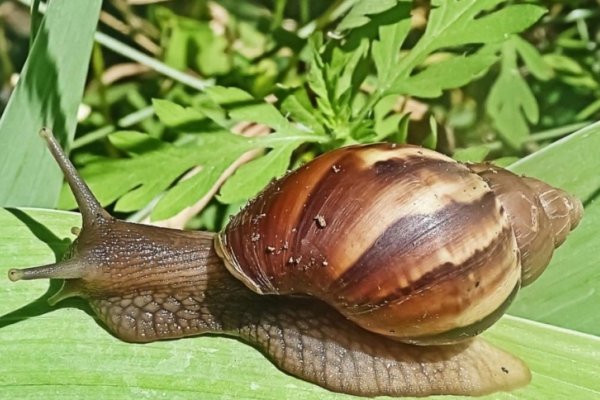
469,164,583,285
219,144,522,344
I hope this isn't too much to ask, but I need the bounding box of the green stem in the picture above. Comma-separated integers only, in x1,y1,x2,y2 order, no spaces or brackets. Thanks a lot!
299,0,310,24
484,121,592,152
95,32,212,92
18,0,213,92
352,41,433,130
72,107,155,149
91,43,111,124
297,0,356,38
272,0,287,30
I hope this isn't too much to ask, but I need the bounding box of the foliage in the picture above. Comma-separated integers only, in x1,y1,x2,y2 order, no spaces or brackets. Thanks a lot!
0,0,599,398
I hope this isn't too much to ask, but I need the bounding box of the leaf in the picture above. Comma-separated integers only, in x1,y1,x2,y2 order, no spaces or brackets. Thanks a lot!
507,121,600,335
336,0,399,32
152,99,207,128
333,38,369,101
206,86,297,134
453,145,491,162
543,53,585,75
0,208,598,399
58,133,252,218
486,38,539,149
0,0,102,207
513,36,554,81
108,131,167,156
357,0,547,118
306,34,335,120
429,3,547,49
280,89,326,135
422,115,438,149
371,5,412,85
218,142,301,204
393,52,498,98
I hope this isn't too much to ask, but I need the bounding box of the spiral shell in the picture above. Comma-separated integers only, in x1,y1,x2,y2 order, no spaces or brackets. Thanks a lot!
217,143,582,344
469,164,583,285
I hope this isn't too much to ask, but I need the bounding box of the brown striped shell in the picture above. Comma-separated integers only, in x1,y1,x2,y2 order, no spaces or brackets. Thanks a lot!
216,144,582,345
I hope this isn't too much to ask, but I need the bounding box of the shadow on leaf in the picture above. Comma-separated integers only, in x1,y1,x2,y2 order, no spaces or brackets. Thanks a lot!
0,208,95,329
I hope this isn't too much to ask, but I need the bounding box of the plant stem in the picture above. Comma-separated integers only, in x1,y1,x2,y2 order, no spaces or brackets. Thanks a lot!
72,106,155,149
94,32,212,92
17,0,213,92
485,121,592,151
297,0,356,38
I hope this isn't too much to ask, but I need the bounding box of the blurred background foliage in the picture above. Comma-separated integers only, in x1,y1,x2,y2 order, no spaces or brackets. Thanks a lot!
0,0,598,229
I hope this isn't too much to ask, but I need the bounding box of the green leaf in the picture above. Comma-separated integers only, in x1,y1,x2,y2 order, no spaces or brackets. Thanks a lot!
513,36,554,81
422,115,438,149
218,142,301,204
358,0,546,122
280,89,326,135
0,0,101,207
453,145,491,162
306,34,335,120
206,86,297,134
152,99,206,129
543,53,585,75
333,38,369,101
486,38,539,148
371,3,412,84
108,131,167,156
393,52,498,98
508,122,600,335
58,133,252,219
430,3,546,49
336,0,399,32
0,208,598,399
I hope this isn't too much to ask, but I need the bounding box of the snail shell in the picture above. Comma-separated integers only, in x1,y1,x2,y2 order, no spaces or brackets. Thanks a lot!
217,143,582,344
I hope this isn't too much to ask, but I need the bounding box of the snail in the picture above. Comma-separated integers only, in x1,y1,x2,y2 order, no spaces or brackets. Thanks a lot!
7,128,582,397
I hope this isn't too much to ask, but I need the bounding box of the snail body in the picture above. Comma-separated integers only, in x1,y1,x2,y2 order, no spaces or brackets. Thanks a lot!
7,129,582,397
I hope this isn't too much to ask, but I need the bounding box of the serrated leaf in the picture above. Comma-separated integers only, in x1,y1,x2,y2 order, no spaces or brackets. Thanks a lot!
0,0,101,207
393,52,498,98
336,0,399,32
306,34,334,120
280,90,326,135
375,1,545,107
58,133,253,217
334,38,369,101
430,3,546,49
206,86,294,134
486,38,539,148
218,142,301,204
372,5,412,84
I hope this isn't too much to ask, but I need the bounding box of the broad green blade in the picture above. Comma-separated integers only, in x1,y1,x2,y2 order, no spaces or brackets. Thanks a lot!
0,0,101,207
0,208,598,399
507,121,600,336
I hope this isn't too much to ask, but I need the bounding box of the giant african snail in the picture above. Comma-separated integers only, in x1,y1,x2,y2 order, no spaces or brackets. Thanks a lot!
8,128,582,397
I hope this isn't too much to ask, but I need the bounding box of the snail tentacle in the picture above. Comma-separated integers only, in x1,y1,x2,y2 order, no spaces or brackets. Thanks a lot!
39,128,111,226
